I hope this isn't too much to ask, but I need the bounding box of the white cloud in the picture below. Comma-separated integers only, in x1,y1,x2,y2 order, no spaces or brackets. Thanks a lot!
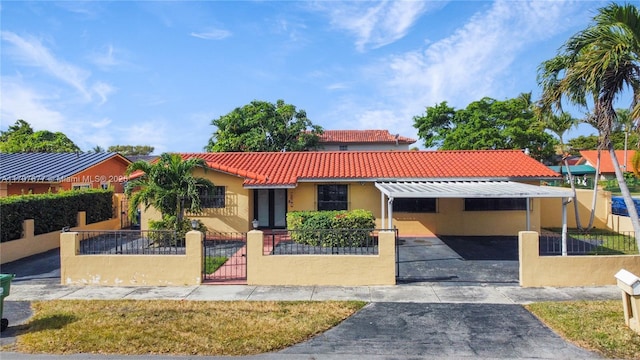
89,44,121,69
1,31,115,104
326,82,349,91
122,121,168,154
91,117,112,129
190,28,231,40
0,77,66,131
92,81,115,105
314,0,431,51
2,31,92,99
376,0,586,110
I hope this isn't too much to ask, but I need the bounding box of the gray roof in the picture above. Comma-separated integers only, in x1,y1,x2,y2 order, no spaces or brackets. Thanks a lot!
0,152,129,183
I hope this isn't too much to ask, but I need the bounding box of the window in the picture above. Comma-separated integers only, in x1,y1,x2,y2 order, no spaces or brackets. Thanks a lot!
317,184,348,211
72,184,91,190
100,183,109,190
339,145,348,151
464,198,527,211
393,198,437,213
199,186,226,208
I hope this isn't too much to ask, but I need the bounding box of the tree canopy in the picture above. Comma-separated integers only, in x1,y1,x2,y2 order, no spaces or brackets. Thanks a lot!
108,145,155,156
412,95,557,162
206,99,323,152
537,2,640,242
0,120,80,153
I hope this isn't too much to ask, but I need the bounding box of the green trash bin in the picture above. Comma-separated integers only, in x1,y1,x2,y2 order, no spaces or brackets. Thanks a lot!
0,273,15,332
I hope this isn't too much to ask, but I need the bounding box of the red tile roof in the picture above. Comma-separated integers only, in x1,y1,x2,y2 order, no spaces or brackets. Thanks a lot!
579,150,637,173
318,130,416,144
180,150,559,187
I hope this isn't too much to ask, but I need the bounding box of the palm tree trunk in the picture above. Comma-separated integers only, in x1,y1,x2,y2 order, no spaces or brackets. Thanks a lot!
564,158,583,230
586,150,601,230
608,146,640,252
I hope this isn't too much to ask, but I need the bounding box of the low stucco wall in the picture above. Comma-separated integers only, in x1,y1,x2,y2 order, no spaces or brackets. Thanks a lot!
247,230,396,286
60,231,203,286
1,212,121,264
519,231,640,287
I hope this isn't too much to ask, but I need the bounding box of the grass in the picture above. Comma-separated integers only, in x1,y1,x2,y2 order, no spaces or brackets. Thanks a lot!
2,300,365,356
526,300,640,359
543,227,638,255
204,256,228,274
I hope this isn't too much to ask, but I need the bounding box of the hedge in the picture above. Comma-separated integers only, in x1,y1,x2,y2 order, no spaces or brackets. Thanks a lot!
287,209,375,247
0,189,114,242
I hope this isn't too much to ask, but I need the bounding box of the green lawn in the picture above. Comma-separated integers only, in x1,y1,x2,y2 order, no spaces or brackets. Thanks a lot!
2,300,366,356
527,300,640,359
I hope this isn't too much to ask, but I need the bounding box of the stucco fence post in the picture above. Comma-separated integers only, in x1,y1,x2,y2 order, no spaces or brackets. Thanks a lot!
60,230,203,286
519,231,640,287
246,230,396,286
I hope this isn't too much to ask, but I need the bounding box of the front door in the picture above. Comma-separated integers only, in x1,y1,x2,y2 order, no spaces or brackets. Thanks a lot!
254,189,287,229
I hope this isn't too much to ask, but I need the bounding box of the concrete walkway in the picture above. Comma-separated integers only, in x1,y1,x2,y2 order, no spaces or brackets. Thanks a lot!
5,282,620,304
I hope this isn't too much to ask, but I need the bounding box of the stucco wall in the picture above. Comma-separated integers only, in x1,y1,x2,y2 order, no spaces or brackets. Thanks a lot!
540,188,610,230
60,230,203,286
519,231,640,287
246,230,396,286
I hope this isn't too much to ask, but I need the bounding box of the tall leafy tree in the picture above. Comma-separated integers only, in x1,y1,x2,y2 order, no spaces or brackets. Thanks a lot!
0,119,80,153
207,99,323,152
125,153,215,225
538,3,640,245
108,145,155,156
413,95,557,162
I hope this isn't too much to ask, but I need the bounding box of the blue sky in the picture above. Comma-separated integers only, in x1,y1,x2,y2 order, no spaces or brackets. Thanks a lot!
0,0,626,154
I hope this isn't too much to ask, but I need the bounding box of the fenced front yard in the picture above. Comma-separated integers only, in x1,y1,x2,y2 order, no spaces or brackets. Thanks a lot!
540,228,638,256
519,231,640,287
59,229,398,286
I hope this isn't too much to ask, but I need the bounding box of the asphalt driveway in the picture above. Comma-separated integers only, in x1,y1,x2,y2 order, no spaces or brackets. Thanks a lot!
281,302,601,359
397,236,519,285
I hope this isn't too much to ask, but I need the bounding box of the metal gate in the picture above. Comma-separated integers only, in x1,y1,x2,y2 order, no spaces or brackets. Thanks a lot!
203,232,247,283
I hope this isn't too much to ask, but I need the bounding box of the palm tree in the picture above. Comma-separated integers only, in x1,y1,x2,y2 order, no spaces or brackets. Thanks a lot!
538,3,640,248
541,112,580,153
125,153,215,226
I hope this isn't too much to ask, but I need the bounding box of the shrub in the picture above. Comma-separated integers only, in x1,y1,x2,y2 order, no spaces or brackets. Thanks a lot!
148,215,207,246
0,189,113,242
287,209,375,247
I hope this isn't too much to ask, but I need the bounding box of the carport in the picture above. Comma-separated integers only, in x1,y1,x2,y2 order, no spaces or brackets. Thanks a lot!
375,181,574,254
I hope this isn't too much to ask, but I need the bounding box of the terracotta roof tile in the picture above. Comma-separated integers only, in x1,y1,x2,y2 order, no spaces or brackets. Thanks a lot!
579,150,637,173
318,130,416,144
179,150,558,187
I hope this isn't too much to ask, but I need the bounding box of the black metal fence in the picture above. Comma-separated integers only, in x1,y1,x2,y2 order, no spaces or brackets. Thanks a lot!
539,230,638,256
76,230,182,255
263,229,390,255
203,232,247,281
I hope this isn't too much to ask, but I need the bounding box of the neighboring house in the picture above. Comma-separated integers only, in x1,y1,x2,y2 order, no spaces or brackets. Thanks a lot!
547,165,597,188
317,130,417,151
140,150,571,237
578,150,637,180
0,152,131,196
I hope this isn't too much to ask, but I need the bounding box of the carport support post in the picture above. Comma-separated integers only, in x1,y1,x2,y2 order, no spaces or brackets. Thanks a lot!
562,197,569,256
380,192,385,229
387,197,393,229
526,197,530,231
